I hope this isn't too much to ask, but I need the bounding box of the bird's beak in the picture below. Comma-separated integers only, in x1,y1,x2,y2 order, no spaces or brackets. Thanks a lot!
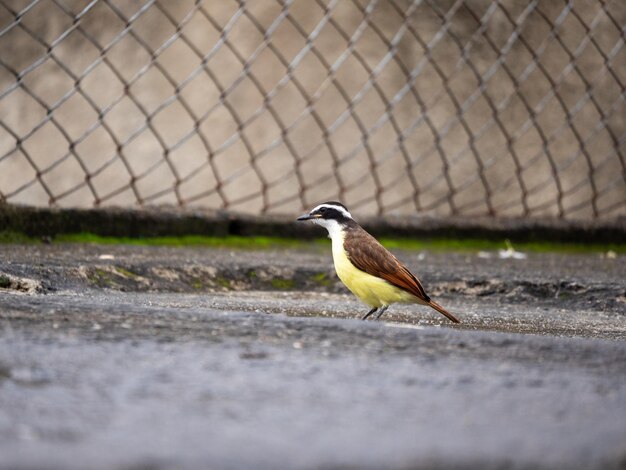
296,213,320,221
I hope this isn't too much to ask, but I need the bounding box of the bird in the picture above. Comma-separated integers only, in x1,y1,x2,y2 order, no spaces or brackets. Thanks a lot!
297,201,460,323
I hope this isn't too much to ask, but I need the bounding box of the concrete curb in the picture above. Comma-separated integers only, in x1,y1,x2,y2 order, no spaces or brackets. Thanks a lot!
1,203,624,243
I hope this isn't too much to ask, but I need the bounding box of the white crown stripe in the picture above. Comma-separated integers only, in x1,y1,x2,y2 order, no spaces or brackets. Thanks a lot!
311,203,352,219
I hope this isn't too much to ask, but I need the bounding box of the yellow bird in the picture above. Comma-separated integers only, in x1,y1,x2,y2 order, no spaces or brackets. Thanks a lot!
297,201,460,323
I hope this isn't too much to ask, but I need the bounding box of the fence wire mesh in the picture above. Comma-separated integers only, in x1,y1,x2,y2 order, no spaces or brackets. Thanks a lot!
0,0,624,219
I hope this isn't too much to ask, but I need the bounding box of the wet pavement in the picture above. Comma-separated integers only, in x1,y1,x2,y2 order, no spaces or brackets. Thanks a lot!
0,243,625,469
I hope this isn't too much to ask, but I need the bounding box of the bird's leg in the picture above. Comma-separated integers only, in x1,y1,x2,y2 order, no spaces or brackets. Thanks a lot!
361,307,378,320
374,305,389,320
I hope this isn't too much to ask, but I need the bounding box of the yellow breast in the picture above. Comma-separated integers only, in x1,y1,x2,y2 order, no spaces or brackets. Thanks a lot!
331,233,417,308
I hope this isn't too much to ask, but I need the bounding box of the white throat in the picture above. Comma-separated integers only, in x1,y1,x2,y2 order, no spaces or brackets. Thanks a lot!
312,218,344,240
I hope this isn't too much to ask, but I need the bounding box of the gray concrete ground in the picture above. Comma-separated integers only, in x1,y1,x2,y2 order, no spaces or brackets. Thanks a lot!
0,243,625,469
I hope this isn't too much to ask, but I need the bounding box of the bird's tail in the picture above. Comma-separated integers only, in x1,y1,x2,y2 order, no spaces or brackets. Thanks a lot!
427,300,461,323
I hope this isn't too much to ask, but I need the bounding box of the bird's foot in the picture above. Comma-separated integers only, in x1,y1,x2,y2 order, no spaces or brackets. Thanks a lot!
374,305,389,320
361,308,377,320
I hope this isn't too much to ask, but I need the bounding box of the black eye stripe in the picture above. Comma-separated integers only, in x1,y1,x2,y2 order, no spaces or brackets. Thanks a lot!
311,204,351,219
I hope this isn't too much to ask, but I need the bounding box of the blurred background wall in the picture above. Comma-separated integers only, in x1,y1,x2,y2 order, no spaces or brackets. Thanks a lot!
0,0,624,218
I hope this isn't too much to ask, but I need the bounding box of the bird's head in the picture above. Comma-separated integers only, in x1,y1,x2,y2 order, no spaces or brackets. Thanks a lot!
297,201,353,236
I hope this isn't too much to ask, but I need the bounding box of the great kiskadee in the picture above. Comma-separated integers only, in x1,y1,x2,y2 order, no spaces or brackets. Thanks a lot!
297,202,460,323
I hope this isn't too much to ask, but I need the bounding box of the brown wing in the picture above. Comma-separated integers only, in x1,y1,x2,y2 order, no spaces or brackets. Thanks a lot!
343,227,430,302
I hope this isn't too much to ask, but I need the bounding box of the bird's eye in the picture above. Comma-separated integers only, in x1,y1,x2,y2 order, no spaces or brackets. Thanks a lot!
319,207,327,213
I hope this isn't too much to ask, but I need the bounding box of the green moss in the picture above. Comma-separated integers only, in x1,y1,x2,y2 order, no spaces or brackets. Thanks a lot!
90,268,113,287
54,233,323,250
378,237,626,254
311,272,332,286
0,275,11,288
0,231,37,244
191,279,203,290
114,266,137,278
214,276,232,289
271,278,296,290
0,229,623,254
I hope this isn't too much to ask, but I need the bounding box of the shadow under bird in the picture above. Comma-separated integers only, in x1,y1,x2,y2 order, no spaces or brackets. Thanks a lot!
297,202,460,323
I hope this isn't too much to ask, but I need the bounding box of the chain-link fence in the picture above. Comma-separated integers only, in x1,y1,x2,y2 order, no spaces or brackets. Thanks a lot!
0,0,624,219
